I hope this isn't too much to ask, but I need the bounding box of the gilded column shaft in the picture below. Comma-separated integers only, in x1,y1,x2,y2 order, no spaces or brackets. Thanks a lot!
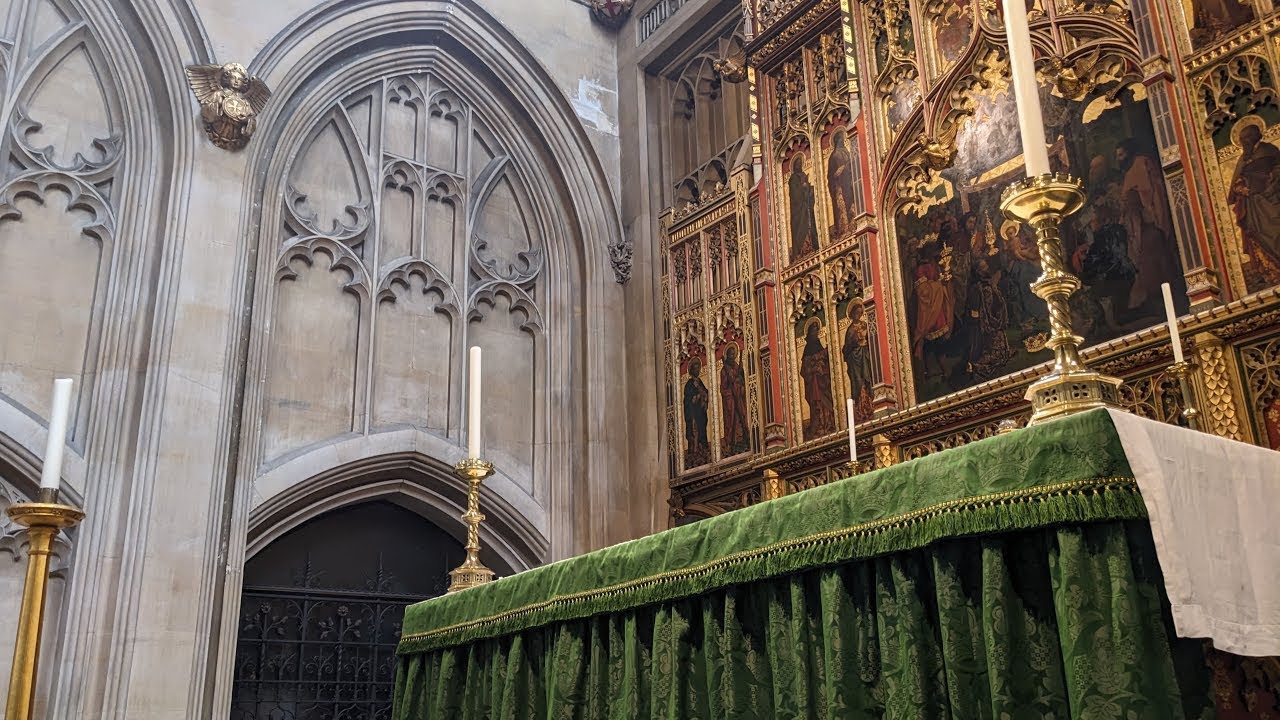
4,502,83,720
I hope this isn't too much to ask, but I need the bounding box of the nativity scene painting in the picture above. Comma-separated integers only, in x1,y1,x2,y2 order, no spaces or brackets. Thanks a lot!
898,79,1188,402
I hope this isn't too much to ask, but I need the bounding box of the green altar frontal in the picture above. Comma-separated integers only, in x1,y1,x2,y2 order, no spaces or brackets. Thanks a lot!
394,409,1212,719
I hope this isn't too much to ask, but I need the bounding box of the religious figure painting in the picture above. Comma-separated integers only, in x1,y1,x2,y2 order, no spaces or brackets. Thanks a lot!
897,81,1187,402
1186,0,1256,50
719,343,751,456
841,301,874,422
797,318,837,439
827,129,858,239
788,154,820,262
1227,117,1280,292
933,0,974,71
682,356,711,468
886,80,921,134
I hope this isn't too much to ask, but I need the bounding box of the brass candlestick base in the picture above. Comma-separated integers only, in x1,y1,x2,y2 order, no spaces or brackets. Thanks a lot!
1166,361,1202,432
5,499,83,720
1001,174,1123,425
447,458,496,593
844,459,869,476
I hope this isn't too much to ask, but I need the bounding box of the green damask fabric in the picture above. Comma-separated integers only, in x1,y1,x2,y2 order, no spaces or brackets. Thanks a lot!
393,409,1214,718
398,409,1138,654
393,521,1211,718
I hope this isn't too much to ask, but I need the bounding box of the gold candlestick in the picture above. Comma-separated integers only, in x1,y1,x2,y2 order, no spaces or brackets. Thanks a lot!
5,492,83,720
845,459,869,476
1000,174,1123,425
1165,361,1202,432
447,458,496,593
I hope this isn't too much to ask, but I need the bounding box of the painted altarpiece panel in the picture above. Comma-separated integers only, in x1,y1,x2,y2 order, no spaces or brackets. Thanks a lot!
763,24,883,444
893,74,1189,402
662,174,762,476
1189,41,1280,298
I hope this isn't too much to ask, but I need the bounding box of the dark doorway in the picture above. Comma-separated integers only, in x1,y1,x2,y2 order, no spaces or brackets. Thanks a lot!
230,500,464,720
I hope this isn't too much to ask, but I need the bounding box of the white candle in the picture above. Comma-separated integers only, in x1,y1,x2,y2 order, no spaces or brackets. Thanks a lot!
846,398,857,463
1161,283,1184,364
40,378,73,491
467,346,482,459
1001,0,1052,177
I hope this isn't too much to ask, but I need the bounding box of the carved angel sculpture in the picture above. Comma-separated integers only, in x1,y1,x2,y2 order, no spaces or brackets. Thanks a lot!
184,63,271,151
713,53,749,84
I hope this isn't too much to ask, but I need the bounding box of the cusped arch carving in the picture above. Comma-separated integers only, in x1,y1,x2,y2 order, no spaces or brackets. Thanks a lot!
5,19,123,179
284,108,374,239
428,88,468,119
424,171,464,201
382,158,423,191
376,258,460,316
276,235,372,297
467,280,544,333
0,170,115,243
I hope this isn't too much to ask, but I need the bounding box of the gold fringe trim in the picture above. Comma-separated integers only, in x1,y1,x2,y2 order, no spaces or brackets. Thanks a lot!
401,476,1138,644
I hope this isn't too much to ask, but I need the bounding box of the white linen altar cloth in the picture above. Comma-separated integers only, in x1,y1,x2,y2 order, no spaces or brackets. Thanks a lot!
1108,409,1280,656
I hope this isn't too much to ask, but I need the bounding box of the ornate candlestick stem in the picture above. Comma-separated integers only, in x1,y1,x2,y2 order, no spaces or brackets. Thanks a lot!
447,458,497,593
5,495,83,720
1166,361,1202,432
1000,174,1123,425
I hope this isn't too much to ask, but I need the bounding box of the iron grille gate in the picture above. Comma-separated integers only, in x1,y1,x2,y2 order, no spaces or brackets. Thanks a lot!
230,584,426,720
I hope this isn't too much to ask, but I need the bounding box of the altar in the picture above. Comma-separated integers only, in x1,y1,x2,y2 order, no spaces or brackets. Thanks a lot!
391,409,1278,718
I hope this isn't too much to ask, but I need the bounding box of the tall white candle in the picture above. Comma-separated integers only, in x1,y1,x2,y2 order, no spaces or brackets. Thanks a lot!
846,398,857,463
1161,283,1184,364
467,346,482,459
40,378,73,491
1001,0,1052,177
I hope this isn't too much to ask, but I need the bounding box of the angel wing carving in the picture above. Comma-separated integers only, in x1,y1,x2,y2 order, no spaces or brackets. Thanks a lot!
183,64,224,105
184,62,272,151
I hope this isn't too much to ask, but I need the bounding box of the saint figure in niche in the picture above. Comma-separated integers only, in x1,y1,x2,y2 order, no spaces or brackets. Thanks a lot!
1228,121,1280,287
719,344,750,456
683,358,710,467
799,320,837,439
788,155,819,262
827,130,857,238
1116,139,1178,312
841,303,873,420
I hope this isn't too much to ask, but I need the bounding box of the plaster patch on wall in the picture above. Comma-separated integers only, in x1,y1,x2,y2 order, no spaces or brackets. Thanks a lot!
569,78,618,136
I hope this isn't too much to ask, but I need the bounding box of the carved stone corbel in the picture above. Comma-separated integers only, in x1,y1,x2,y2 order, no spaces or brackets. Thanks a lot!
588,0,634,30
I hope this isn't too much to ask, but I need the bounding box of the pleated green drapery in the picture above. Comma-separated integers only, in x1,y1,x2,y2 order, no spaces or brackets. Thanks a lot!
393,410,1213,719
